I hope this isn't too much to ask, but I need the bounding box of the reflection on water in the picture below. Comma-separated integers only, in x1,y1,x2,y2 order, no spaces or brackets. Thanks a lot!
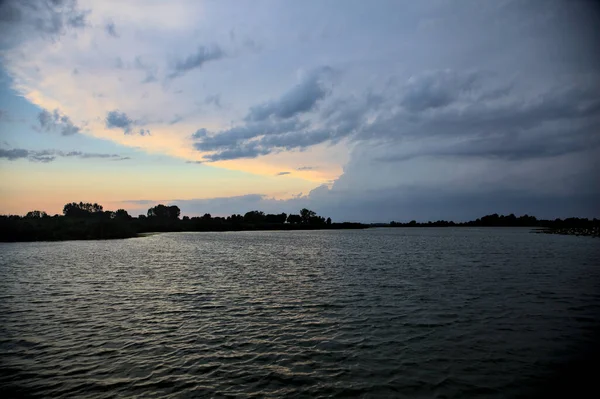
1,228,599,398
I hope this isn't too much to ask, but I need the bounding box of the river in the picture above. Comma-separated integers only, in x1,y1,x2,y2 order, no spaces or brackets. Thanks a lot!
1,228,599,398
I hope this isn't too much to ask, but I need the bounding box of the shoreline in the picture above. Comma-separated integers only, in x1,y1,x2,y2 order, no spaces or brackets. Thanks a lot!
3,225,599,243
535,227,600,238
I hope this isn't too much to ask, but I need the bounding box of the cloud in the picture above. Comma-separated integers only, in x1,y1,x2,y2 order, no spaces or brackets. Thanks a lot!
105,110,148,135
245,67,333,121
193,118,309,153
205,94,221,108
105,110,133,132
191,73,382,161
0,148,29,160
2,0,600,220
192,67,598,166
0,0,88,49
201,143,271,162
168,45,224,79
123,183,600,222
0,148,131,163
191,128,208,139
169,114,184,125
276,171,291,176
37,109,80,135
297,166,314,171
400,69,483,112
350,71,600,169
105,21,118,37
377,119,600,163
133,56,157,83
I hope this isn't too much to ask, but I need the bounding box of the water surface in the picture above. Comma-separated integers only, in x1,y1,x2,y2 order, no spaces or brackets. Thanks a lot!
1,228,599,398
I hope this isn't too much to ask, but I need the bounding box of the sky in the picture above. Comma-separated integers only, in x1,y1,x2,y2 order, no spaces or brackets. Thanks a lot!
0,0,599,222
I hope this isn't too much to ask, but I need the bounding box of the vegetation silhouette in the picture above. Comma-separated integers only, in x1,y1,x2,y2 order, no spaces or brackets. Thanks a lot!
1,205,598,242
0,202,364,241
387,213,599,237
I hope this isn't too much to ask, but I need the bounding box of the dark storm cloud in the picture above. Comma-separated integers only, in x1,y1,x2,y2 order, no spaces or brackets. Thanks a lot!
276,171,291,176
193,119,309,152
307,189,600,222
378,123,600,163
127,187,600,223
191,67,375,161
358,71,600,163
193,99,374,161
258,128,331,150
400,70,483,112
37,109,80,135
245,67,332,121
196,128,332,161
105,21,118,37
0,0,88,48
0,148,130,162
192,66,599,163
168,45,224,79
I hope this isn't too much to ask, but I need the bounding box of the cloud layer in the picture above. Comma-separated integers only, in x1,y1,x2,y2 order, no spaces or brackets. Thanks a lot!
0,148,130,163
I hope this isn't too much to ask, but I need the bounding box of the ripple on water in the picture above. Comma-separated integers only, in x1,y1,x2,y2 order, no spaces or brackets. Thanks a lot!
1,228,599,398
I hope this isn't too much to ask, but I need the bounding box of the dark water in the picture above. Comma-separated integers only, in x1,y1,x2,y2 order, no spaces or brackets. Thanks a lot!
1,228,599,398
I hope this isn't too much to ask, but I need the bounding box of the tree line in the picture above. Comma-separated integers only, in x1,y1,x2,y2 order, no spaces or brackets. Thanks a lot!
2,203,598,242
0,202,353,242
388,213,600,229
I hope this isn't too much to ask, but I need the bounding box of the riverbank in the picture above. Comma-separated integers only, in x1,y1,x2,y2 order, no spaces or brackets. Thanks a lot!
3,207,598,242
0,219,368,242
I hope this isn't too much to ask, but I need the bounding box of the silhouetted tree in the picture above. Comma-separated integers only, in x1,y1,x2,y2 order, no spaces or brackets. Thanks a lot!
168,205,181,219
326,217,332,225
265,213,287,224
244,210,265,223
287,214,302,224
113,209,130,220
309,216,326,225
300,208,316,224
25,210,48,218
230,214,244,223
147,204,167,218
147,204,180,219
63,202,104,217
